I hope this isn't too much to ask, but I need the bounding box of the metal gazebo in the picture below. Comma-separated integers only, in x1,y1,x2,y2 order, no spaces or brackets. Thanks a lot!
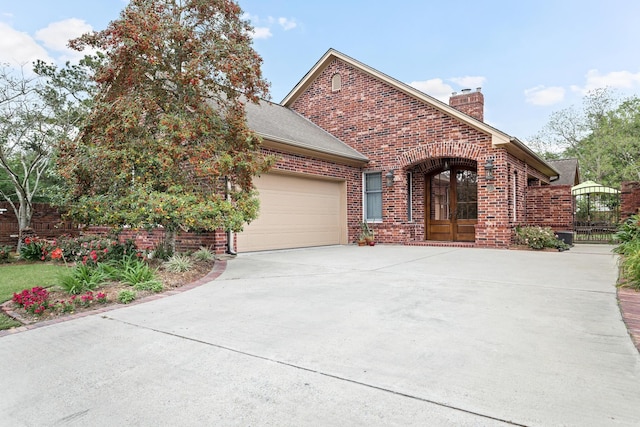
571,181,620,242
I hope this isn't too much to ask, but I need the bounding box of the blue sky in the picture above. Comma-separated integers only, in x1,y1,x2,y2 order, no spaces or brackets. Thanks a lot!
2,0,640,141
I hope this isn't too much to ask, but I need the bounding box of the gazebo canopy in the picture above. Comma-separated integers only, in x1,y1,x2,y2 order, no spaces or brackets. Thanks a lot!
571,180,620,196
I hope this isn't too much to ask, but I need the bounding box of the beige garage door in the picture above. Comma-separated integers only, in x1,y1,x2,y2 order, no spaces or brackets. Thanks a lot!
237,173,346,252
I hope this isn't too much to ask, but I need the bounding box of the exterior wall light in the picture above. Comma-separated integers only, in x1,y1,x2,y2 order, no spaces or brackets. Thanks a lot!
484,158,495,180
385,169,395,187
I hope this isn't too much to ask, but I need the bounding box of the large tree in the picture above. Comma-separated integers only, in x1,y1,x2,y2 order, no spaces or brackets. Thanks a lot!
0,59,94,245
530,88,640,187
59,0,273,250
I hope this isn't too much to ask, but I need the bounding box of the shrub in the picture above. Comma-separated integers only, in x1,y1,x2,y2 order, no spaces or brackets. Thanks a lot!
133,280,164,293
151,239,173,261
116,254,158,286
514,226,569,251
614,215,640,256
0,245,13,263
192,247,214,262
20,237,53,261
614,215,640,289
118,289,137,304
55,235,139,265
57,264,109,295
164,254,193,272
620,250,640,289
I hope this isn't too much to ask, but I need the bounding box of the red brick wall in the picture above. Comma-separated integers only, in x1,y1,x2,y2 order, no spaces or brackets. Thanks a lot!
289,58,520,247
0,202,77,247
85,226,223,254
0,202,225,253
621,181,640,219
524,185,574,232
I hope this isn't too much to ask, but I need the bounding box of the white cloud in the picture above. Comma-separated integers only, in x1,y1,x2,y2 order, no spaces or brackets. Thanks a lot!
0,22,53,66
251,27,273,39
449,76,486,89
35,18,92,52
409,78,454,102
243,13,298,39
571,69,640,94
524,85,566,106
278,17,297,31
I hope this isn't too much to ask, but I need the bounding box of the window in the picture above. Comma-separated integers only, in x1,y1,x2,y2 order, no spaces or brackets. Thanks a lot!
512,171,518,222
364,172,382,221
331,73,342,91
407,172,413,222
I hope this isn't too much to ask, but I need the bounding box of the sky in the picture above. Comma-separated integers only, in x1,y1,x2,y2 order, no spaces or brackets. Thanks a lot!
2,0,640,141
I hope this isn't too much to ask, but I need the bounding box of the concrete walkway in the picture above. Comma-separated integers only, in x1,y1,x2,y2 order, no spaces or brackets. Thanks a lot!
1,244,639,426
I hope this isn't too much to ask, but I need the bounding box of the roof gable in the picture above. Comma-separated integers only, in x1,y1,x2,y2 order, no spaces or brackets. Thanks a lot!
548,158,580,186
282,48,558,178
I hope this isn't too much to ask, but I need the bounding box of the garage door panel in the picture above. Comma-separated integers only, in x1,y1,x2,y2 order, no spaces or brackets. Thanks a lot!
238,174,345,252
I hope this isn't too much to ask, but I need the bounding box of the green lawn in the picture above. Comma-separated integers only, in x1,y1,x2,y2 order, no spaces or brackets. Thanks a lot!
0,263,64,330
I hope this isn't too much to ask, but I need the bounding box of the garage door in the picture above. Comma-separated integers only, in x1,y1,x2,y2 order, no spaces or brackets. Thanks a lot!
237,173,346,252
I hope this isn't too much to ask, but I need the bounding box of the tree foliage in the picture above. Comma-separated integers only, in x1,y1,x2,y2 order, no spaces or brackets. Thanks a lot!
0,58,94,243
58,0,273,247
530,88,640,187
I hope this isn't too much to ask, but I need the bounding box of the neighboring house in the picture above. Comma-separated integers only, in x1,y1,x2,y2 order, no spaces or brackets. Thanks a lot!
236,49,567,252
548,158,580,186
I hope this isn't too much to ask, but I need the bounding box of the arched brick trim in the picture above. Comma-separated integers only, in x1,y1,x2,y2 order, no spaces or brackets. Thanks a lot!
397,141,485,170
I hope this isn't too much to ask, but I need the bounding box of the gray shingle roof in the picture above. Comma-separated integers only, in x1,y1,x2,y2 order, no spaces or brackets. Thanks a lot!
548,158,580,186
245,99,368,163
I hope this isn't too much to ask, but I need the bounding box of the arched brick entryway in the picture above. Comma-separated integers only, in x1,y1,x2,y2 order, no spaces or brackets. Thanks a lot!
395,142,485,243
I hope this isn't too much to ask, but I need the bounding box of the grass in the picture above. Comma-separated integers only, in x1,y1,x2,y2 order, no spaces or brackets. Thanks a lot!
0,263,65,330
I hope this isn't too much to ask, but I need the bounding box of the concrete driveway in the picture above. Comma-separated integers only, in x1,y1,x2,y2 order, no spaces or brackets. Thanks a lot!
1,244,639,426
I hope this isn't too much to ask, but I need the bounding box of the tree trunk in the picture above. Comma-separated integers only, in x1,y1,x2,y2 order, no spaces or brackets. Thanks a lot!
165,229,177,255
12,194,33,251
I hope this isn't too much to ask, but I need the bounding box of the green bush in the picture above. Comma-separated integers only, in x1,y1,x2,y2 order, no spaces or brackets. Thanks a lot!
133,280,164,293
164,254,193,273
0,245,13,263
116,254,158,286
151,239,173,261
514,226,569,250
614,215,640,289
55,235,139,265
20,237,53,261
118,289,137,304
57,264,109,295
192,247,214,262
614,215,640,255
621,250,640,290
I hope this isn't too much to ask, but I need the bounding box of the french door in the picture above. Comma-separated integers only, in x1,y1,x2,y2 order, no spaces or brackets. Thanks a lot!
426,168,477,242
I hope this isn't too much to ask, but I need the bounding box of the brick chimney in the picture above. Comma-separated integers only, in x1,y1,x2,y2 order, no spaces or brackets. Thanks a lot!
449,88,484,122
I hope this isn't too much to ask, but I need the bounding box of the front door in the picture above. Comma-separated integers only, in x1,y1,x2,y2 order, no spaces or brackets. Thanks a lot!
426,168,477,242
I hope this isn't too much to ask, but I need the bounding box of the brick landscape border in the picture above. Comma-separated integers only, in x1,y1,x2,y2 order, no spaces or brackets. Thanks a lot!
0,260,227,338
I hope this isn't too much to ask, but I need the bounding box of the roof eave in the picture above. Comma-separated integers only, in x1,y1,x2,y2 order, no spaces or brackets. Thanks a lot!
259,133,369,167
493,137,560,178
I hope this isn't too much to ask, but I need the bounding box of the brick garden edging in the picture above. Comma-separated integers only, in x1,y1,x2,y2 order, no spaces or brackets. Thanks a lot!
618,287,640,353
0,260,228,338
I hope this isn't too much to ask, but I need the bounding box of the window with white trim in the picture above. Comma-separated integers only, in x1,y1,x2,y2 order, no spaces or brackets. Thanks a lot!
364,172,382,221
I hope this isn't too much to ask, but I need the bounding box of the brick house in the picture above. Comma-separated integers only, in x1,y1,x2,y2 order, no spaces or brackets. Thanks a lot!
1,49,570,253
233,49,565,252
